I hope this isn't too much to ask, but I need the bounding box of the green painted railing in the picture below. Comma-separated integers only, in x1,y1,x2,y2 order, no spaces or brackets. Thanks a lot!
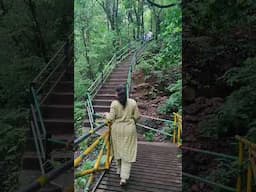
85,42,136,131
126,42,147,97
182,140,248,192
29,33,74,174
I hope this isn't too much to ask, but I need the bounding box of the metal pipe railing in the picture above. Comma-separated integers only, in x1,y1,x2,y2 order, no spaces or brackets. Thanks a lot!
19,160,73,192
74,123,106,145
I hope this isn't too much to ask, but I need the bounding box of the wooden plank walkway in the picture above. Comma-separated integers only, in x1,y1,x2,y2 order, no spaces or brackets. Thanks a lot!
95,142,182,192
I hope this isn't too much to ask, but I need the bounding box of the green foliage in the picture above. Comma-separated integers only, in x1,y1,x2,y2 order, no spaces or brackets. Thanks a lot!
0,109,28,191
0,1,72,190
159,80,182,115
199,57,256,138
205,158,239,192
136,4,182,116
143,130,155,142
163,121,175,140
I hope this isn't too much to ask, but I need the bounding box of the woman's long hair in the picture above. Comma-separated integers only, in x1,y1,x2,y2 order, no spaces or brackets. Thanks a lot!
116,85,127,108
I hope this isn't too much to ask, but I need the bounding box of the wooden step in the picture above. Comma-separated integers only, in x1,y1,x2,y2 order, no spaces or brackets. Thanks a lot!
43,92,73,105
83,119,105,127
97,89,116,94
24,134,72,152
44,119,74,134
109,74,128,78
101,85,119,89
22,151,72,170
93,105,110,112
103,82,127,87
106,78,127,82
60,71,73,81
41,105,73,119
51,81,73,92
93,99,112,106
94,94,116,100
22,152,42,170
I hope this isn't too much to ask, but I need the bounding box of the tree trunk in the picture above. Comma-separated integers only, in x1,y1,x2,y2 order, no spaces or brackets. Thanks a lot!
0,0,7,15
82,28,94,80
27,0,47,62
141,0,144,37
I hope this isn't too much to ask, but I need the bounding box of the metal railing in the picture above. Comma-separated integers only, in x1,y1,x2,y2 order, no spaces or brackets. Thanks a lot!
85,43,135,131
29,33,74,174
236,135,255,192
126,42,147,97
74,122,112,191
182,135,255,192
137,113,182,146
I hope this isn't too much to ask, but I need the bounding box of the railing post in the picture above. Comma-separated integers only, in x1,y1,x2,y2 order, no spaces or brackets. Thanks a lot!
246,147,252,192
236,141,243,192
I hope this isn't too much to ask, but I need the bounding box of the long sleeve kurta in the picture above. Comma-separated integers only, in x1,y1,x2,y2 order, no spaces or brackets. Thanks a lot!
106,98,140,163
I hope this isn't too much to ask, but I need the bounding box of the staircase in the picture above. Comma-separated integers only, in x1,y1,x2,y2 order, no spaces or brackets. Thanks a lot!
83,55,132,132
19,38,74,191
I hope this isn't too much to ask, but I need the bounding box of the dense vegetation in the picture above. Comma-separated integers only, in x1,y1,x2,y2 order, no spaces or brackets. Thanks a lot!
183,0,256,191
74,0,181,190
0,1,72,191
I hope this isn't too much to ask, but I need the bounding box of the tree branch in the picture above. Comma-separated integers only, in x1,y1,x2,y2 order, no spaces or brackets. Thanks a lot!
145,0,179,8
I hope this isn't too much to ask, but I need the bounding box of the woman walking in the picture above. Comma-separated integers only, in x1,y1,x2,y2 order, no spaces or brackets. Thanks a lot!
103,85,140,186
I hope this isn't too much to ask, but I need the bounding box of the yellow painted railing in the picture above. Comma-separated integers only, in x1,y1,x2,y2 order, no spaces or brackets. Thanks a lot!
173,112,182,147
74,122,113,191
235,135,256,192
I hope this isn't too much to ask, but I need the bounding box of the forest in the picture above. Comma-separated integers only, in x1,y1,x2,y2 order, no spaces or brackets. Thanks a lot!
0,1,73,191
74,0,181,190
183,0,256,191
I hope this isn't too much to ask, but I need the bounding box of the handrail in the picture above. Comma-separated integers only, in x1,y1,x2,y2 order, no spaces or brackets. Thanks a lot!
183,172,236,192
181,146,238,160
74,123,113,192
126,42,147,97
183,135,256,192
235,135,255,192
19,159,73,192
137,123,173,137
140,114,174,123
74,123,106,145
31,87,46,137
85,43,134,131
33,33,73,101
33,33,74,84
29,33,74,176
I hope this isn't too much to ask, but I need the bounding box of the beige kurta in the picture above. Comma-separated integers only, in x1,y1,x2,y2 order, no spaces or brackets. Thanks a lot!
106,98,140,163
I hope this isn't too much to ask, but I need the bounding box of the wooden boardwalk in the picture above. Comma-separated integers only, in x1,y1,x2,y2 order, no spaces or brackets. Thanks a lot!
94,142,182,192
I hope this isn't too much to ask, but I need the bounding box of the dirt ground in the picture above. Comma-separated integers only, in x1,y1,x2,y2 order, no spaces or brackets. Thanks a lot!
131,70,172,142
